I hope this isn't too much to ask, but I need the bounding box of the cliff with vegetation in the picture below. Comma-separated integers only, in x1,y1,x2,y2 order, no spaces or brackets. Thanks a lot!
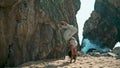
82,0,120,52
0,0,80,67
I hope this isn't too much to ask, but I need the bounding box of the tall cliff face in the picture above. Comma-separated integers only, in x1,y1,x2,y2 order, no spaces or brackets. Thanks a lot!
82,0,120,52
0,0,80,67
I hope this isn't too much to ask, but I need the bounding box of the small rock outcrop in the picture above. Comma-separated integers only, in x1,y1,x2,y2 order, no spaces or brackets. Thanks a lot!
112,47,120,59
0,0,80,67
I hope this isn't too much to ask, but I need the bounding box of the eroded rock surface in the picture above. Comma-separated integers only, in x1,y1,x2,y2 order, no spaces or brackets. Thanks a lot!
0,0,80,67
82,0,120,52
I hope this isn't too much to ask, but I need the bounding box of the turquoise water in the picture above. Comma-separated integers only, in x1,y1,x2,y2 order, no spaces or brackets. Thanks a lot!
81,38,110,53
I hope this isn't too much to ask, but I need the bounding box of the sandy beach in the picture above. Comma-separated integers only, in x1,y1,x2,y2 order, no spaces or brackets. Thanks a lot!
18,56,120,68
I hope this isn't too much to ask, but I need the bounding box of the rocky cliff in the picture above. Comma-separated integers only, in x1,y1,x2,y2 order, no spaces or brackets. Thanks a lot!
0,0,80,67
82,0,120,53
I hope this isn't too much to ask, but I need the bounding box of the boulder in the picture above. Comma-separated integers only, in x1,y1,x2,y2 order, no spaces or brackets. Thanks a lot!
112,47,120,59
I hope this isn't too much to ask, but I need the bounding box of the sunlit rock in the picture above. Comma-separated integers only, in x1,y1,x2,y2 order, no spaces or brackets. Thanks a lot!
0,0,80,67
